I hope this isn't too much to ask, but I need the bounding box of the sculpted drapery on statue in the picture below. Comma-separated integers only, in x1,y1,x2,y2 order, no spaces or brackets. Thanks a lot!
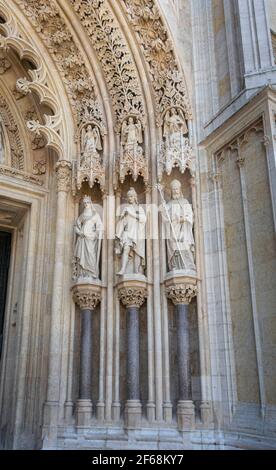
121,117,143,147
73,196,103,281
163,108,188,147
81,124,102,162
115,187,146,276
162,179,195,273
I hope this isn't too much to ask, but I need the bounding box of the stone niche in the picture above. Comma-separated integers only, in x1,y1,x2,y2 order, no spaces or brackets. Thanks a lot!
71,181,103,414
116,175,148,419
159,167,201,418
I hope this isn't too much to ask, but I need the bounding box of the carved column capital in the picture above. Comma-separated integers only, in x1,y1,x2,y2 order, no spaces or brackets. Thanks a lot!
166,283,197,305
164,272,198,305
55,160,72,192
117,275,147,308
72,283,102,310
118,286,147,309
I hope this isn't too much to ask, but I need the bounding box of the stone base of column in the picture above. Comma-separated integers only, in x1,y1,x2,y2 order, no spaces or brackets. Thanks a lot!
146,402,156,423
112,401,121,422
64,401,74,424
96,401,105,422
200,401,213,427
76,399,93,427
177,400,195,431
124,400,142,429
163,402,173,424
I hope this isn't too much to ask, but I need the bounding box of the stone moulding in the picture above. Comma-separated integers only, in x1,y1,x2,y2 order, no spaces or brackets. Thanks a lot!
0,164,43,185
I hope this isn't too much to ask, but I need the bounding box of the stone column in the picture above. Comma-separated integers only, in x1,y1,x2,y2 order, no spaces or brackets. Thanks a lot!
43,160,71,446
118,275,147,429
72,282,101,427
165,273,197,431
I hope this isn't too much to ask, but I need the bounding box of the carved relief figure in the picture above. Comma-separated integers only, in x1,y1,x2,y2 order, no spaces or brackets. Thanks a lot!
121,117,143,147
163,108,188,146
73,195,103,280
162,179,195,272
115,187,146,276
81,124,102,162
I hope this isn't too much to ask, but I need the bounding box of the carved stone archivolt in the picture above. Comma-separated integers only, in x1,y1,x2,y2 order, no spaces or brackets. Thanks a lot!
72,283,102,310
71,0,145,131
121,0,192,125
14,0,105,134
0,0,68,158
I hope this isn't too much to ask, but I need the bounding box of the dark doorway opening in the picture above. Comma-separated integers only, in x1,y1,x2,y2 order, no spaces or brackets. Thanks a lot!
0,231,11,358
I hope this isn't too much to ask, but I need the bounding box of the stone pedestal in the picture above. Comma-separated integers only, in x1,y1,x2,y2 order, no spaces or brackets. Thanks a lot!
117,274,147,429
72,281,101,427
200,401,213,428
165,271,197,431
177,400,195,431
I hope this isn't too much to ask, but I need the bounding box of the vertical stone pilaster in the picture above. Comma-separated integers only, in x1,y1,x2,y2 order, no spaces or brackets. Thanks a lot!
42,160,71,448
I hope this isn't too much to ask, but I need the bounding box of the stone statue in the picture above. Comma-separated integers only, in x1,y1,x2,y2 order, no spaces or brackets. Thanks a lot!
121,117,143,146
115,187,146,276
81,124,102,161
163,108,188,146
73,195,103,280
162,179,195,272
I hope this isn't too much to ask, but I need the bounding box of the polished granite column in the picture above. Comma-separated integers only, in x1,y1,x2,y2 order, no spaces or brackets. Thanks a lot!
72,282,101,427
118,275,147,429
165,273,197,431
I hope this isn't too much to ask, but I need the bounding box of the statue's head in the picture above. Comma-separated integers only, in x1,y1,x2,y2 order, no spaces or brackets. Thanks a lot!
128,117,134,124
170,179,182,200
171,108,177,115
127,187,138,204
83,195,93,213
87,124,92,131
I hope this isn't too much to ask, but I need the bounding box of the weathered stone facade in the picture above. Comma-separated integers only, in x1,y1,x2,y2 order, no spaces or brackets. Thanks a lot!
0,0,276,450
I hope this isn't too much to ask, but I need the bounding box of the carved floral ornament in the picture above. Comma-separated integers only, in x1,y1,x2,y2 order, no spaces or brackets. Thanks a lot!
118,286,147,308
70,0,145,132
166,283,197,305
121,0,192,125
72,288,101,310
